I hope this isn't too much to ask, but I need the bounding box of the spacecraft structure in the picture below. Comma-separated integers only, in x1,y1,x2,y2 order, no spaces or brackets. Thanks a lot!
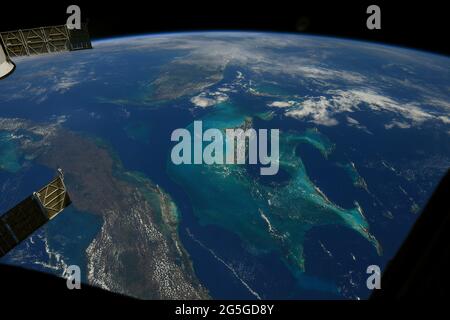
0,39,15,79
0,23,92,79
0,169,72,258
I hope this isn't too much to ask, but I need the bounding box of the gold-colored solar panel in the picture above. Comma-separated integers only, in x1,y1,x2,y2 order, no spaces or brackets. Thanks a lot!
0,24,91,58
35,176,71,219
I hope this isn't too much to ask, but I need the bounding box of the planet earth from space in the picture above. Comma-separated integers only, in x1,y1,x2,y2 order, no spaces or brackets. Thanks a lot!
0,32,449,299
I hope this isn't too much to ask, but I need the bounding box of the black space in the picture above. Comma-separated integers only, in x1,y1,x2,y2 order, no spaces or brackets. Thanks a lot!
0,1,448,56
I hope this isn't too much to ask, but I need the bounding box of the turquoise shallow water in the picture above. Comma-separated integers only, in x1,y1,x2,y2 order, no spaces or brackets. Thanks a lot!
167,95,381,294
0,131,22,173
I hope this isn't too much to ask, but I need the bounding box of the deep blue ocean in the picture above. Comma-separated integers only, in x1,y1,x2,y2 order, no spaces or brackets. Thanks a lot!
1,37,447,299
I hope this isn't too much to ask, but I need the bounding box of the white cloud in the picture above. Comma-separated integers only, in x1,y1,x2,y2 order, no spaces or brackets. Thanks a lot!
438,115,450,124
294,66,366,83
191,96,216,108
346,116,372,134
283,88,450,129
51,66,87,93
285,96,338,126
425,97,450,111
346,116,360,125
267,101,295,108
52,79,80,93
0,61,96,103
191,91,229,108
329,89,436,124
385,120,411,129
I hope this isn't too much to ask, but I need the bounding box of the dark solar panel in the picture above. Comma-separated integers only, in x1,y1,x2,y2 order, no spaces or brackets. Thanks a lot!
2,196,48,242
0,219,17,256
